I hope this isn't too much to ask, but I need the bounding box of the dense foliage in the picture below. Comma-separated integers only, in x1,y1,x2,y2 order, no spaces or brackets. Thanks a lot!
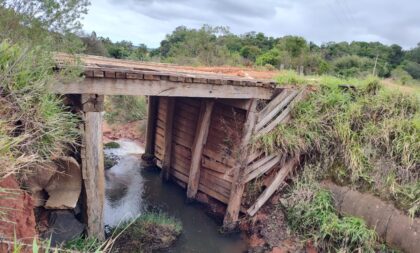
82,25,420,83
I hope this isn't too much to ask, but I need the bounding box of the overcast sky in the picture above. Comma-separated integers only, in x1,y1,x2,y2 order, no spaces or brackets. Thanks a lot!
82,0,420,49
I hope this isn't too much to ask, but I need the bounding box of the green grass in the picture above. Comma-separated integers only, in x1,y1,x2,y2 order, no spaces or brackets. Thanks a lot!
104,141,121,149
258,75,420,217
64,236,102,252
111,212,182,252
285,176,379,252
0,41,79,177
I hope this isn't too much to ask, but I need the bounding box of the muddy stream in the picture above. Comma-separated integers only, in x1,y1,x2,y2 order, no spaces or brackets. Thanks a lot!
104,139,246,253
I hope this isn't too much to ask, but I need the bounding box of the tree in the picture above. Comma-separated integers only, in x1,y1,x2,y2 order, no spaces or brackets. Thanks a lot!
1,0,90,33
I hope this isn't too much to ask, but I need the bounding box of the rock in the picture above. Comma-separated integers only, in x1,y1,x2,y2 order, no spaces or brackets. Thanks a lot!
44,156,82,209
41,210,85,246
0,176,37,243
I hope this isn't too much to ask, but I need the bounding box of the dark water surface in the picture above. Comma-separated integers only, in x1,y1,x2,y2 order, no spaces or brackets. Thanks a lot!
104,140,246,253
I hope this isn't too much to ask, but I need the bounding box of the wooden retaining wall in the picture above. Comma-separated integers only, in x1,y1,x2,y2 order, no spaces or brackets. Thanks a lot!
154,97,246,204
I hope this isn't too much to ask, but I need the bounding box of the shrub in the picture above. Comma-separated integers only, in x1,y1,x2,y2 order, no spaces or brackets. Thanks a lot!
391,67,414,85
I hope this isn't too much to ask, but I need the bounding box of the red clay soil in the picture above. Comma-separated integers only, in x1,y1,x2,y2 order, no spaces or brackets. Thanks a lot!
103,120,145,144
0,176,37,243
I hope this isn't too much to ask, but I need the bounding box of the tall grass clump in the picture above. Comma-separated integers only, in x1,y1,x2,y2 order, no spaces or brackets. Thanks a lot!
258,75,420,217
0,41,79,177
285,173,378,252
104,95,147,124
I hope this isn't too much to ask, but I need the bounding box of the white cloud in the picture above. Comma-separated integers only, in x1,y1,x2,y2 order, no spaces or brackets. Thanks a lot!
82,0,420,49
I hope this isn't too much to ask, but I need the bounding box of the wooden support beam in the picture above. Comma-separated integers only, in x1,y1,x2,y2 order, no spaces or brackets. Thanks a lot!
161,97,176,181
53,78,274,99
186,99,215,199
255,90,298,131
144,96,158,158
247,156,299,216
80,94,105,240
256,89,305,137
245,155,284,183
223,99,258,231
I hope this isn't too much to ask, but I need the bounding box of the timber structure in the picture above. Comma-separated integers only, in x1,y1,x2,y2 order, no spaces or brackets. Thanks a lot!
55,54,303,238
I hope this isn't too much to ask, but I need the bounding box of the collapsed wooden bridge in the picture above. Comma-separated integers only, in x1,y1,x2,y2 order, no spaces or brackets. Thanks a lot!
54,55,304,239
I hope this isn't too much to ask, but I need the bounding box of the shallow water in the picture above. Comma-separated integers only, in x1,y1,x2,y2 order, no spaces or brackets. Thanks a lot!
104,139,246,253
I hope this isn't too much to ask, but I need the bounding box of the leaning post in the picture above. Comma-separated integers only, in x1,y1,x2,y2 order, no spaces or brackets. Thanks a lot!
223,99,258,231
80,94,105,240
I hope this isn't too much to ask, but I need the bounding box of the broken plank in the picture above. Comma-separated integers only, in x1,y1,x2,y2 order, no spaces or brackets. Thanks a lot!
247,157,298,216
187,99,215,199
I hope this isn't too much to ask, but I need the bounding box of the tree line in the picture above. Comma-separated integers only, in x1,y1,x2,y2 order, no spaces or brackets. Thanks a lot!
81,25,420,83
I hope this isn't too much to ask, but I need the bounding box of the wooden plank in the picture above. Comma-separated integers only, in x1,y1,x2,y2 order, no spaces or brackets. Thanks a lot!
202,156,230,174
256,89,305,136
187,99,215,199
245,155,283,183
82,111,105,240
223,99,258,230
247,157,299,216
161,97,176,181
245,154,277,175
144,96,158,156
255,90,298,131
258,89,288,119
53,78,274,99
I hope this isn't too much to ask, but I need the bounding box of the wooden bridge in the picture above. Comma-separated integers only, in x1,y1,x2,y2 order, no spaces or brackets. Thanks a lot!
54,55,303,239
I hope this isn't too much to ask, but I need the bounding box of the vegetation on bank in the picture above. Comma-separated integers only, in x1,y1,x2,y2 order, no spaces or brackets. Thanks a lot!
104,95,147,125
0,41,79,177
111,212,182,252
258,75,419,218
64,212,182,252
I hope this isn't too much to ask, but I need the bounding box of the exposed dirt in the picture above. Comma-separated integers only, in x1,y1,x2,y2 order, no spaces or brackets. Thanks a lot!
240,194,311,253
103,120,145,145
0,176,37,243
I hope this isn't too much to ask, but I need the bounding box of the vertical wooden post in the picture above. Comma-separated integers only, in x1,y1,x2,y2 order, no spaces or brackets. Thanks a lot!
161,97,176,181
81,94,105,240
187,99,215,200
223,99,258,231
144,96,158,159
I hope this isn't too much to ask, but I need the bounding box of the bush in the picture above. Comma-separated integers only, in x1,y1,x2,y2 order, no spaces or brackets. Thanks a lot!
391,67,414,85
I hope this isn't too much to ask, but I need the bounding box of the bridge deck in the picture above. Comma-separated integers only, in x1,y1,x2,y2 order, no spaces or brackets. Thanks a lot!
53,54,277,99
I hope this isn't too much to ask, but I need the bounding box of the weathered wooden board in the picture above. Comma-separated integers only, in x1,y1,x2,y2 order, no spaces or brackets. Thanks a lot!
54,78,274,99
187,100,215,199
82,111,105,240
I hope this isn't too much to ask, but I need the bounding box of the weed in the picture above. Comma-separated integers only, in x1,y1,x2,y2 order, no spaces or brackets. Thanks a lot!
285,176,378,252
